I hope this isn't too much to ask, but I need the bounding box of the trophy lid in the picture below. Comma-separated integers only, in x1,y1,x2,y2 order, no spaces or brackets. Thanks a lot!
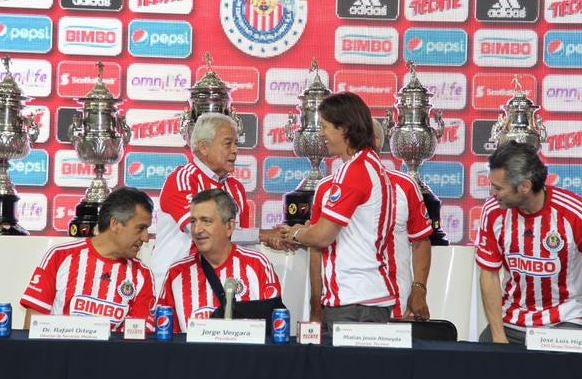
503,75,539,111
189,53,231,96
299,58,331,99
77,62,120,103
0,56,28,101
398,61,431,97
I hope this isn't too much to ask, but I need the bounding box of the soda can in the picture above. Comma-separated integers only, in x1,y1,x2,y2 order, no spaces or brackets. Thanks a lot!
0,303,12,338
155,305,173,341
272,308,290,344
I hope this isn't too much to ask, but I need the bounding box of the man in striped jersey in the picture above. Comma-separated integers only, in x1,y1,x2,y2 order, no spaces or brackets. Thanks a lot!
159,189,283,333
21,187,156,333
477,141,582,344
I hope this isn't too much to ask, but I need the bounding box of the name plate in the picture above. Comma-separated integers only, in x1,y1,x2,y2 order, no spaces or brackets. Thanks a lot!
186,318,266,344
29,315,110,340
526,327,582,354
333,322,412,348
124,318,146,340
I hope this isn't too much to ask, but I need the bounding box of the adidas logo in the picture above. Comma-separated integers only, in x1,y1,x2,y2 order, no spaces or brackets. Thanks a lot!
487,0,526,18
349,0,388,16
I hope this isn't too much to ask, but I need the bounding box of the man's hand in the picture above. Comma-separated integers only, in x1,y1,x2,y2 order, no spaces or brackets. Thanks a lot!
403,284,430,321
260,227,297,251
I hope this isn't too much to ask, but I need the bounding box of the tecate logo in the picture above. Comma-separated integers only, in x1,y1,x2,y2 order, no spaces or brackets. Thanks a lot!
544,31,582,68
128,20,192,58
58,16,122,56
544,0,582,23
127,109,184,147
404,28,467,66
124,152,187,190
541,121,582,158
0,15,52,53
473,29,538,67
263,114,294,151
434,118,466,156
405,0,469,22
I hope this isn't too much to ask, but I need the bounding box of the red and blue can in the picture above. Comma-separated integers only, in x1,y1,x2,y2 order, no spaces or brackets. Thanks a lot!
155,305,173,341
272,308,290,344
0,303,12,338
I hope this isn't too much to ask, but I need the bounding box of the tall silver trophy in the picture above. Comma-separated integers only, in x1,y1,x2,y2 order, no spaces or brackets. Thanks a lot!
284,59,331,225
489,75,547,151
68,62,130,237
0,56,39,235
384,61,448,245
180,53,243,147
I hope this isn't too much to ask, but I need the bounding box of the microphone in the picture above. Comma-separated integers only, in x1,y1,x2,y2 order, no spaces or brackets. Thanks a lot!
224,278,236,320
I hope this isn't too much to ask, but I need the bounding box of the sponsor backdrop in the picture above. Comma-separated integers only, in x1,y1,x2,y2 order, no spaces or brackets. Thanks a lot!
1,0,581,244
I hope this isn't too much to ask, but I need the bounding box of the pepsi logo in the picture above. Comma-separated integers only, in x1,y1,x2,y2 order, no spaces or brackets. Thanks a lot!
267,166,282,180
328,184,342,203
156,315,170,329
0,312,8,324
547,40,564,54
263,284,279,298
547,173,560,186
132,30,148,44
408,37,423,52
273,319,286,331
128,162,144,176
0,24,7,37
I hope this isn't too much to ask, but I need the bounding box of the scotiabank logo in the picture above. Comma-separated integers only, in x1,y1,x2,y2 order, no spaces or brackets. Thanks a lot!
128,0,193,14
16,193,48,231
404,71,466,109
405,0,469,21
547,165,582,195
58,61,121,98
124,152,187,190
54,150,118,188
53,194,85,232
472,73,536,110
473,29,538,67
544,0,582,23
261,200,285,229
126,63,191,102
23,105,50,143
541,121,582,158
335,26,399,65
470,162,490,199
544,30,582,68
127,109,183,147
233,155,257,192
61,0,124,11
542,75,582,112
507,254,560,277
265,68,330,105
263,113,294,151
58,16,122,56
0,59,52,98
0,0,53,9
405,161,464,199
0,15,52,53
71,295,129,323
128,20,192,58
195,65,259,104
334,70,397,108
469,206,482,242
263,157,325,194
434,118,466,156
8,149,49,186
440,205,463,244
404,28,467,66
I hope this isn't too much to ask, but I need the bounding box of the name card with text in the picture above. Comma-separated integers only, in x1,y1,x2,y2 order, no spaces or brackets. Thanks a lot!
333,322,412,348
187,318,266,344
527,327,582,354
29,315,110,340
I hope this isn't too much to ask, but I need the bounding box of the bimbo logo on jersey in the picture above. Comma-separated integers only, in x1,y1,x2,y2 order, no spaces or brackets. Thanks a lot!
58,16,122,56
542,74,582,112
263,157,325,193
124,152,187,190
0,15,52,54
265,68,330,105
128,0,193,14
473,28,538,67
404,161,464,199
71,295,129,322
337,0,398,20
541,121,582,158
8,149,49,186
405,0,469,22
128,20,192,58
404,28,467,66
335,26,399,65
544,30,582,68
544,0,582,23
507,254,560,277
547,165,582,195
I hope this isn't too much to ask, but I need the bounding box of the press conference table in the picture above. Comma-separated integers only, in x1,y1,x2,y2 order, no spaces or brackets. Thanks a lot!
1,331,581,379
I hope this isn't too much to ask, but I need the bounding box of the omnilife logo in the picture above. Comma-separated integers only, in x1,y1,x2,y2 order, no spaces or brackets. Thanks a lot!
337,0,398,20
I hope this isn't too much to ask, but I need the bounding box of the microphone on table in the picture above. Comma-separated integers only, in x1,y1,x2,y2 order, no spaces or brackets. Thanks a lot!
224,278,236,320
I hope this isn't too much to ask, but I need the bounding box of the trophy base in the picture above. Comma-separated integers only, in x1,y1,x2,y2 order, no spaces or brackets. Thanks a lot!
68,201,101,237
422,189,449,246
0,194,29,236
283,189,314,226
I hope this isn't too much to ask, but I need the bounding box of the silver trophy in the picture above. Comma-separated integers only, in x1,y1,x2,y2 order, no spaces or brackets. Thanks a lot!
0,56,39,235
283,59,332,225
384,61,448,245
489,75,547,151
180,53,243,146
68,62,130,237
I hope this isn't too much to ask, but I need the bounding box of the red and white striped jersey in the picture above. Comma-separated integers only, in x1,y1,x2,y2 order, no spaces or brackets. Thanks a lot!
151,156,249,292
159,245,281,333
20,238,156,332
386,170,433,318
310,148,396,308
476,186,582,329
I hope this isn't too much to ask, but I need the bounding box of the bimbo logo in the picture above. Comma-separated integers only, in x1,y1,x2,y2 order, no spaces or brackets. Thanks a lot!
404,28,467,66
124,152,187,190
544,0,582,23
8,149,49,186
128,20,192,58
58,16,122,56
263,157,325,194
507,254,560,277
544,30,582,68
233,155,257,192
0,15,52,53
473,29,538,67
470,162,490,199
335,26,399,65
54,150,117,188
71,295,128,322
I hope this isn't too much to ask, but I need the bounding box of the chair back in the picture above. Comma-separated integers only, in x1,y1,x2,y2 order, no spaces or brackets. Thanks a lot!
390,319,458,341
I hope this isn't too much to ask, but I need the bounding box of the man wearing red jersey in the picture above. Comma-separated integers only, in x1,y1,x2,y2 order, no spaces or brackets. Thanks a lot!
159,189,284,333
21,187,156,333
477,142,582,344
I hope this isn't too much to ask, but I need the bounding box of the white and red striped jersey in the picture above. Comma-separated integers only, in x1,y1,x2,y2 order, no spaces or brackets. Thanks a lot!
386,170,433,318
159,245,282,332
476,186,582,329
151,156,249,293
310,148,395,308
20,238,156,332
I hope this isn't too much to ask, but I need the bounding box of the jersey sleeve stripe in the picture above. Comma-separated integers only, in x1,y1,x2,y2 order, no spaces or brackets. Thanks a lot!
409,225,433,240
322,208,350,225
475,255,502,270
21,295,52,311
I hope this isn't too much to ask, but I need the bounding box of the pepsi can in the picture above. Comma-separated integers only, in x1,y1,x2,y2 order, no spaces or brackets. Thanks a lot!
155,305,173,341
0,303,12,338
272,308,290,344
